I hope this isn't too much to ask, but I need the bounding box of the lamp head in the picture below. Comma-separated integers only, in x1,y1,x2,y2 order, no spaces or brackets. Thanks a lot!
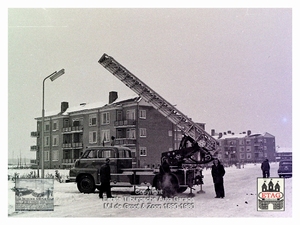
50,69,65,81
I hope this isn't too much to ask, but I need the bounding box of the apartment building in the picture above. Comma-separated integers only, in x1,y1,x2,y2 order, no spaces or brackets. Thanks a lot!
30,91,275,169
30,92,190,169
212,129,276,165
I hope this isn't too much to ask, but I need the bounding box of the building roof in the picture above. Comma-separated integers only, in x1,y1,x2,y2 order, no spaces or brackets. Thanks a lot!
212,131,274,140
276,147,292,153
37,94,139,119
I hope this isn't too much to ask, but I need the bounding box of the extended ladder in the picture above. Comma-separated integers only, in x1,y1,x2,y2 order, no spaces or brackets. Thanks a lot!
98,53,218,154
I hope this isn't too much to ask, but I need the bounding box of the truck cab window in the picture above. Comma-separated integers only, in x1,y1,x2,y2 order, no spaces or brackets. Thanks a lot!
118,150,125,158
86,150,95,158
119,150,131,158
81,150,91,158
101,150,115,158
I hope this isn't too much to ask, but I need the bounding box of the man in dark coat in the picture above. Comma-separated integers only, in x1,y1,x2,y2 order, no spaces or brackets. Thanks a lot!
99,158,113,198
211,158,225,198
261,158,270,178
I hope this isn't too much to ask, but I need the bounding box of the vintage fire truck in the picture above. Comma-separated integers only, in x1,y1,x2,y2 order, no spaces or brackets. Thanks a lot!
67,54,219,194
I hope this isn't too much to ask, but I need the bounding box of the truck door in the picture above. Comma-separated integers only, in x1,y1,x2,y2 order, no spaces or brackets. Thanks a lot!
77,149,99,177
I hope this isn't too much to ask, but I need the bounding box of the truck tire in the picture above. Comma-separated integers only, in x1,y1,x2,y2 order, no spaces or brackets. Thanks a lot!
77,175,96,193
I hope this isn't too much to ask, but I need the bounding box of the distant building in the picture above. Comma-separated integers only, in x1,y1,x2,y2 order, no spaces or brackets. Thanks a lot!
30,92,204,169
211,129,276,165
275,147,292,161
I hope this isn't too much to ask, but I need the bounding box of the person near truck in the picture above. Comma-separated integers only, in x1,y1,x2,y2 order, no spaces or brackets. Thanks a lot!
261,158,270,178
99,158,113,198
211,158,226,198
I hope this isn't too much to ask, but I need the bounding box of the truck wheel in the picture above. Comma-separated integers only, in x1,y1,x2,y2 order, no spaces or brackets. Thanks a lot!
77,175,95,193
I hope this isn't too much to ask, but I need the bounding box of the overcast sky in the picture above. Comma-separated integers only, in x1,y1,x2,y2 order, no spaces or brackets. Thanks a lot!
7,7,294,160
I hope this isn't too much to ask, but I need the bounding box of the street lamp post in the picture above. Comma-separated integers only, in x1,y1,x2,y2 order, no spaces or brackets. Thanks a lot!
41,69,65,178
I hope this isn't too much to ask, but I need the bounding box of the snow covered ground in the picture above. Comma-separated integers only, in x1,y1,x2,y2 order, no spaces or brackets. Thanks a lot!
7,162,293,219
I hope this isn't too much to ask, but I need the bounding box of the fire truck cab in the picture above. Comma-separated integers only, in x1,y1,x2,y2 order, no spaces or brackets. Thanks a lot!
69,146,139,193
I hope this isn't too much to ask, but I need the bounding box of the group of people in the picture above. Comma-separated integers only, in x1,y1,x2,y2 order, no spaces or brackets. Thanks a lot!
98,156,270,199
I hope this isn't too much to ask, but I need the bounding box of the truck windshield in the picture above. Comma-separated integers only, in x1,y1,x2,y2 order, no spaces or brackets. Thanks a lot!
81,150,95,158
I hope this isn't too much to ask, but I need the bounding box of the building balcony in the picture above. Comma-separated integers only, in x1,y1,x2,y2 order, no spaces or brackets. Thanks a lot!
254,146,263,152
62,142,83,149
30,131,39,137
254,142,263,146
30,159,37,164
114,119,136,127
62,126,83,133
115,138,136,146
62,159,77,164
30,145,39,151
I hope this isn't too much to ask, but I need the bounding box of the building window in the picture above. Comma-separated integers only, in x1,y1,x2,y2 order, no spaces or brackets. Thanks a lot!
63,119,69,128
139,110,146,119
45,136,50,147
63,150,71,160
89,131,97,143
126,109,136,120
168,130,173,137
52,135,59,146
140,147,147,156
101,112,110,125
53,120,59,131
117,111,122,121
45,121,50,132
140,128,147,137
74,133,82,143
239,139,244,145
74,150,80,159
88,114,97,126
224,152,229,158
73,118,83,126
240,153,245,159
45,151,50,161
246,147,251,152
101,130,110,143
127,128,136,139
229,140,236,145
246,153,251,159
239,147,244,152
246,139,251,145
52,150,59,161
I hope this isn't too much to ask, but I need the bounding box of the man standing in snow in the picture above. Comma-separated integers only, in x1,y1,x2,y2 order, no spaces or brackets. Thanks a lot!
261,158,270,178
99,158,113,198
211,158,225,198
